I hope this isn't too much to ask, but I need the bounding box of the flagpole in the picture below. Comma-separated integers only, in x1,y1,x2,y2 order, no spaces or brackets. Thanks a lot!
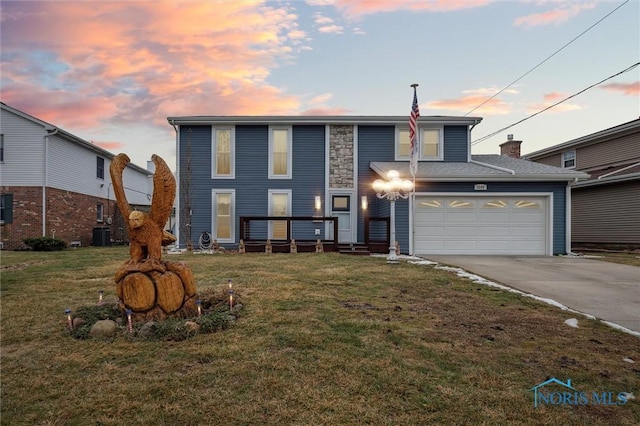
409,83,419,255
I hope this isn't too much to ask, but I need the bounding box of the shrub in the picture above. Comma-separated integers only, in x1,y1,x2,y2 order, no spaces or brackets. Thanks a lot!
23,237,67,251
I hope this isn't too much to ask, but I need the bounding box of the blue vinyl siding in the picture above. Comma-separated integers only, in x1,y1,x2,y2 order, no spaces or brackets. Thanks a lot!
443,126,469,162
179,124,325,246
357,125,406,248
179,126,213,247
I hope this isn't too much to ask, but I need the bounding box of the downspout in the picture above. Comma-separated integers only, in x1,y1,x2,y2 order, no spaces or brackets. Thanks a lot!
566,178,578,255
169,119,180,249
42,126,59,236
467,119,481,163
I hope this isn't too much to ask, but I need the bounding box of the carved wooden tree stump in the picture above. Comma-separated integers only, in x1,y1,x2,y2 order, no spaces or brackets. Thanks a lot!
115,260,198,322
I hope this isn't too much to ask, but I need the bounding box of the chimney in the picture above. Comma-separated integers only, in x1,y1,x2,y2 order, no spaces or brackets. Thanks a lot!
500,134,522,158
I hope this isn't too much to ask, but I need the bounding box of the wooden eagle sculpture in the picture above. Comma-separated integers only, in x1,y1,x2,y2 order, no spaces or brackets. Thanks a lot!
110,153,176,263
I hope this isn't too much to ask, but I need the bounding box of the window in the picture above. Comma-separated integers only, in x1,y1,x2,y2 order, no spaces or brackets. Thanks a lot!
268,190,291,239
212,127,234,178
96,203,104,222
0,134,4,162
421,128,442,160
484,200,507,208
396,128,411,159
97,157,105,179
449,200,474,208
269,126,292,178
396,127,443,160
0,194,13,224
562,151,576,168
332,195,350,211
212,189,235,242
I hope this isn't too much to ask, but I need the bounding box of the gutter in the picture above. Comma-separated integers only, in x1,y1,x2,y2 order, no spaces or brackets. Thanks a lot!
598,162,640,180
42,126,58,237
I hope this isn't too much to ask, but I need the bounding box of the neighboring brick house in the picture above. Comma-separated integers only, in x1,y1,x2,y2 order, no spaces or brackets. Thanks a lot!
522,118,640,250
0,103,152,250
167,115,588,255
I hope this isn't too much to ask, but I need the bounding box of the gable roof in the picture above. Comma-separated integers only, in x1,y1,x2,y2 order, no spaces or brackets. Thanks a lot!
371,155,589,182
523,118,640,160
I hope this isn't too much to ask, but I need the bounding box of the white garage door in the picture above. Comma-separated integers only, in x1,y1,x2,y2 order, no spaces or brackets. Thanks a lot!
414,195,548,255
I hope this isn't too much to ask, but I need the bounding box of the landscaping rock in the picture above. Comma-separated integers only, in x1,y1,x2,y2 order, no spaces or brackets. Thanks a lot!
139,321,157,338
184,321,200,333
72,317,86,329
89,320,117,338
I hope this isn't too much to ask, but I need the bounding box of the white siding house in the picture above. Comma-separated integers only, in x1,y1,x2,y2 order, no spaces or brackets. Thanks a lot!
0,102,152,249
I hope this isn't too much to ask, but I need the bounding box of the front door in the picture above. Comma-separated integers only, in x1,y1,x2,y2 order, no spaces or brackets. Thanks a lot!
331,194,352,243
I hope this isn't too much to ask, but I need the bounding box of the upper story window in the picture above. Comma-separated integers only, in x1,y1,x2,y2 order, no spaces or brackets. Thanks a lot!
421,128,443,160
562,151,576,168
0,134,4,162
212,127,235,178
396,127,443,161
97,156,105,179
269,126,292,179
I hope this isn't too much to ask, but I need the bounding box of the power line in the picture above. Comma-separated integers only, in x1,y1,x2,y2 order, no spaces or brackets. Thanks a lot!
471,62,640,146
464,0,630,117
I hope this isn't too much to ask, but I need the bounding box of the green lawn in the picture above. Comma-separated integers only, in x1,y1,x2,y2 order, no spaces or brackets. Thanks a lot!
1,247,638,425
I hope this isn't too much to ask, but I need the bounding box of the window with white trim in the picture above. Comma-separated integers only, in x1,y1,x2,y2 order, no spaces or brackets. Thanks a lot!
421,128,442,160
562,151,576,168
97,203,104,222
212,189,235,243
395,126,443,161
396,128,410,159
212,127,235,178
211,189,236,243
268,189,291,239
269,126,292,178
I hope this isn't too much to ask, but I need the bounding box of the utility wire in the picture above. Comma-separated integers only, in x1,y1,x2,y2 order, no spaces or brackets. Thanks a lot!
464,0,630,117
471,62,640,146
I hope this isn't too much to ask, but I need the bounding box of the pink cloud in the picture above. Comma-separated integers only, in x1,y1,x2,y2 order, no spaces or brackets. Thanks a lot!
301,107,352,115
329,0,493,18
0,1,309,133
426,95,512,116
95,141,125,151
600,82,640,96
526,92,582,113
514,2,597,28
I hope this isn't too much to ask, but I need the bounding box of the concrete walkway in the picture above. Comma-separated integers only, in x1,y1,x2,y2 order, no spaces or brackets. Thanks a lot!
424,255,640,334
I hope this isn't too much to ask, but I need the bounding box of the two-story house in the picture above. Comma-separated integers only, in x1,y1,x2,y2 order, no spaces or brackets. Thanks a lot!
523,118,640,250
0,103,152,250
167,115,587,255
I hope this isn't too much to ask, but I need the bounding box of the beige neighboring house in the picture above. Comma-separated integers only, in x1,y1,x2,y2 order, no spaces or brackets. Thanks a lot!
521,118,640,250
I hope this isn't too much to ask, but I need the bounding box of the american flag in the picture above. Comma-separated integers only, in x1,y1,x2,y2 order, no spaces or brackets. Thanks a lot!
409,85,420,177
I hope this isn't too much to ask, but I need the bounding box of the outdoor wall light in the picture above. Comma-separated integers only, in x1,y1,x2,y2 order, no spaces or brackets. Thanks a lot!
315,195,321,211
361,196,368,210
372,169,414,263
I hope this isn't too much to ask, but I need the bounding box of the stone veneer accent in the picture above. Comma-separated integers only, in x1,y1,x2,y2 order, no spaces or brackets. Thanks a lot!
329,125,354,188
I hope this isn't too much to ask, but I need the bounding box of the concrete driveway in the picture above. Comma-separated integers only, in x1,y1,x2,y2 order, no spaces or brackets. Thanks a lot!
424,255,640,334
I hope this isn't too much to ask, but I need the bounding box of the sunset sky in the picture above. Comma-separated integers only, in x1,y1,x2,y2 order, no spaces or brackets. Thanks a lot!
1,0,638,169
